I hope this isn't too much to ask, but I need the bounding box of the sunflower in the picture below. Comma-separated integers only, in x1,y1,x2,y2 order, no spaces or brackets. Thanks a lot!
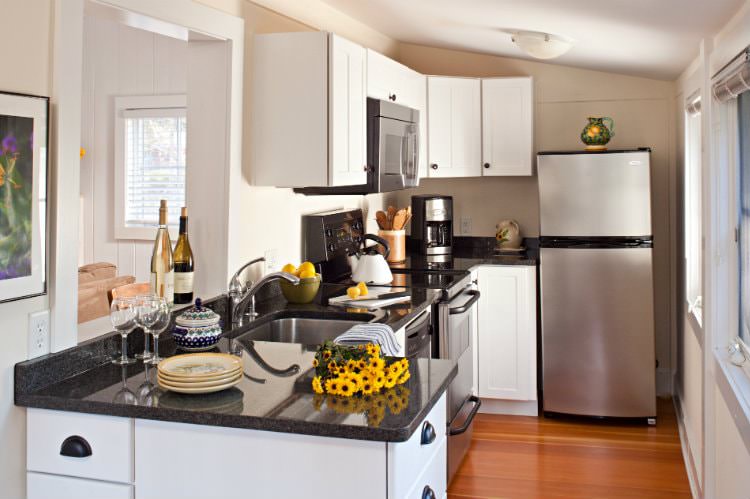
312,358,319,368
366,344,380,356
346,359,358,371
328,361,338,371
397,370,411,384
312,376,324,394
359,371,373,385
369,357,385,371
357,359,367,370
337,378,357,397
322,350,332,361
384,375,397,389
373,372,386,388
346,372,363,390
388,363,403,376
361,381,375,395
325,378,342,395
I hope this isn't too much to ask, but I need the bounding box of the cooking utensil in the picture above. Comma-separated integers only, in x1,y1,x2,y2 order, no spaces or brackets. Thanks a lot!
392,209,407,230
376,210,388,230
387,206,397,229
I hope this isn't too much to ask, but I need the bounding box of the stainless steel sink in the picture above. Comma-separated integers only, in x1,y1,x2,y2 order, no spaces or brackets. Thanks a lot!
237,316,373,345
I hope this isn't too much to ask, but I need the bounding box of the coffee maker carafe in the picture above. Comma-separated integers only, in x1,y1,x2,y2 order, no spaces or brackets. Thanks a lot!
412,195,453,255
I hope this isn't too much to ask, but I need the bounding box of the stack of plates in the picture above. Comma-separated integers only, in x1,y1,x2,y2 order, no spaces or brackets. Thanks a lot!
157,353,243,394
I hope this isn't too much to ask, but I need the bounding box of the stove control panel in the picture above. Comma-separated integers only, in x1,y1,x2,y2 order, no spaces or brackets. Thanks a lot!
303,209,365,263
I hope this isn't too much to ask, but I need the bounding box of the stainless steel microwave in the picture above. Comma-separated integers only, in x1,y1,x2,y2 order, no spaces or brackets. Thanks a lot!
295,98,420,195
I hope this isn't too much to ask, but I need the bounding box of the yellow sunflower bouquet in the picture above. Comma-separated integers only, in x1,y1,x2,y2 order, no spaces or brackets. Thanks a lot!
311,341,410,397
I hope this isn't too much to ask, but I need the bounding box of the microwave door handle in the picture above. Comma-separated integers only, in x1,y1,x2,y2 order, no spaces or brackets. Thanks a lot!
409,129,419,182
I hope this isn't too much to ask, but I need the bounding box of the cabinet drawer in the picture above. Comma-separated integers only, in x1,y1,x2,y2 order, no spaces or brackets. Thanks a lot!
28,472,133,499
27,408,133,483
406,438,448,499
388,393,446,499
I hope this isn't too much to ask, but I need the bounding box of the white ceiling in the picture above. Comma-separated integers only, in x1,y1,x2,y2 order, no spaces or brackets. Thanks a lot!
319,0,744,80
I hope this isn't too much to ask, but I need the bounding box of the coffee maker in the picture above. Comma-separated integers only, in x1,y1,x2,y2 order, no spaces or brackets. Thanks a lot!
411,195,453,255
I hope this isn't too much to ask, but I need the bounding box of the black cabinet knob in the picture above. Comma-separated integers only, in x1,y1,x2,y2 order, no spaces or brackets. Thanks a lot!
389,93,397,101
483,162,490,169
420,421,436,445
422,486,436,499
60,435,92,458
430,164,438,170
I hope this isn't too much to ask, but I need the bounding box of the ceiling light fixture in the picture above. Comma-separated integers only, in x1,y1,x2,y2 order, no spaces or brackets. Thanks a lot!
511,31,572,60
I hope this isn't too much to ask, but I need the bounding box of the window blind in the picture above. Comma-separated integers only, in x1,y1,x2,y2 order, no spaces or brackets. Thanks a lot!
713,48,750,102
124,110,187,228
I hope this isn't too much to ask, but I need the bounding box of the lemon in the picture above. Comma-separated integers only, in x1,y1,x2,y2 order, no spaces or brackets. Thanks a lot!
299,270,316,279
298,261,315,275
281,263,297,275
356,281,368,296
347,286,361,299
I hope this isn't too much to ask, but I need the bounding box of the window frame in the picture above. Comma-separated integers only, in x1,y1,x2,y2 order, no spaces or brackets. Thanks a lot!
685,102,704,329
113,94,186,241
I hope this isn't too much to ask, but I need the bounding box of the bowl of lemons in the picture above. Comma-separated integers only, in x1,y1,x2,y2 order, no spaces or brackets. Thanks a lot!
280,261,321,304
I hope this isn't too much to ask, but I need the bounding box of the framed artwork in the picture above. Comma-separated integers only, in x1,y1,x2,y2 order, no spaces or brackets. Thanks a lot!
0,91,49,303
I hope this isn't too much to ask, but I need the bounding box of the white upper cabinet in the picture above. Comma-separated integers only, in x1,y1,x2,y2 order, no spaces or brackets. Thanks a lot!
477,266,536,401
481,77,534,176
251,32,367,187
329,34,367,186
366,49,427,176
426,77,482,178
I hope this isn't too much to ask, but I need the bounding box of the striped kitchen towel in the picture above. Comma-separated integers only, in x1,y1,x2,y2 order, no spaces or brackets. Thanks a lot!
333,323,401,357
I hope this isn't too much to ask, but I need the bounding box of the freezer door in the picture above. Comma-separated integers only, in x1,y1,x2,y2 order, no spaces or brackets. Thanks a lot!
538,152,652,237
540,247,656,417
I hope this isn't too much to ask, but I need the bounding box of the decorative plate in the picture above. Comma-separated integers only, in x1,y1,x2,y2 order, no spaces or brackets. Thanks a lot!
158,366,242,384
158,376,241,394
157,371,242,389
158,353,242,378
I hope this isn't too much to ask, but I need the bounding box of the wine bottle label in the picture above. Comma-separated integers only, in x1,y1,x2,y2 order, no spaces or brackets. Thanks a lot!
150,270,174,305
174,271,194,294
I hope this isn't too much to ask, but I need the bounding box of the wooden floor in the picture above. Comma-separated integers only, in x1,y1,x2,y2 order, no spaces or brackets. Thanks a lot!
448,398,691,499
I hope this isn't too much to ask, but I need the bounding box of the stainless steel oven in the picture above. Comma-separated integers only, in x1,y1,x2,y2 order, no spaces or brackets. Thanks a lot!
436,275,482,483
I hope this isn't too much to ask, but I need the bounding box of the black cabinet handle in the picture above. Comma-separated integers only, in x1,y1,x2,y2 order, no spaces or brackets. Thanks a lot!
449,396,482,436
420,421,436,445
60,435,92,458
422,486,436,499
484,162,490,169
449,290,480,315
430,164,438,170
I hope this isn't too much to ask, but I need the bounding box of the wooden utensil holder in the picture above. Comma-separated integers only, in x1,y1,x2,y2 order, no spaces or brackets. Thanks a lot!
378,229,406,263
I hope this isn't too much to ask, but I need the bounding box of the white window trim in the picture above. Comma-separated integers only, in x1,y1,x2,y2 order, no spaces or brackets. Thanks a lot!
114,94,186,240
685,104,704,330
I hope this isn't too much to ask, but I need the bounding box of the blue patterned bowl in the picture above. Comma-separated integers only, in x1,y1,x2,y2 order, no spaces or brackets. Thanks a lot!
172,299,223,351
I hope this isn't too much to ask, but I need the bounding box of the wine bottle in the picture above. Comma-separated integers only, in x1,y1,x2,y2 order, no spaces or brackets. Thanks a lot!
150,199,174,305
173,207,194,304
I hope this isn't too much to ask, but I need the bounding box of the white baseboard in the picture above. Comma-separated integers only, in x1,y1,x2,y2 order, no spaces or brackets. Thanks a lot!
657,367,674,396
673,394,702,499
479,398,538,416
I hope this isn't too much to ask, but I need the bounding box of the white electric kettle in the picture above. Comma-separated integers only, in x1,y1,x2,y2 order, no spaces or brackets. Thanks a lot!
348,234,393,285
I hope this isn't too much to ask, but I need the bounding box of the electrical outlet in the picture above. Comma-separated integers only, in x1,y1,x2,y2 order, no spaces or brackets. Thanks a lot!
264,248,279,274
28,310,50,359
460,216,472,235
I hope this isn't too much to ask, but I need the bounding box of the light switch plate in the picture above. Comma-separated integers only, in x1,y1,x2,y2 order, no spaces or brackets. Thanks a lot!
28,310,50,359
460,216,472,235
264,248,279,274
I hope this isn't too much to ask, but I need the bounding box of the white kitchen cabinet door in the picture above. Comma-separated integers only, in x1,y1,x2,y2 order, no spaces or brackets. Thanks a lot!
477,266,536,401
366,49,427,176
28,473,133,499
427,77,481,178
481,77,534,176
329,34,367,186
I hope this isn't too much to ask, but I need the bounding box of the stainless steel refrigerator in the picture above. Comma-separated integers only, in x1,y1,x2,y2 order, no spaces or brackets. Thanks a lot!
537,149,656,420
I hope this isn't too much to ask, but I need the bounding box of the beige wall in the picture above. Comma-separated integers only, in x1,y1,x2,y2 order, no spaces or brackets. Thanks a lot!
393,43,677,392
0,1,53,497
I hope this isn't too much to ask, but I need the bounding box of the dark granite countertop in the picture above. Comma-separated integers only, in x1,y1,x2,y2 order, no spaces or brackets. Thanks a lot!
15,289,454,442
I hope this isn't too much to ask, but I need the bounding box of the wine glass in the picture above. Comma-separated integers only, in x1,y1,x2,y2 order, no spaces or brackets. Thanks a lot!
134,294,159,360
146,297,171,365
110,297,137,365
112,365,137,405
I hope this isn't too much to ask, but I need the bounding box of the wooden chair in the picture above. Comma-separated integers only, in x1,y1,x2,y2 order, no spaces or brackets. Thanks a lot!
108,282,153,304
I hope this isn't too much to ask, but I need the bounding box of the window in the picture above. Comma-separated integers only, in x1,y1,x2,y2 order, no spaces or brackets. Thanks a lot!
739,91,750,344
114,95,186,239
685,92,703,325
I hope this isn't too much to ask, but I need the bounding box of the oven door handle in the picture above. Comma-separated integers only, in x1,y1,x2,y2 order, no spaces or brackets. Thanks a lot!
448,290,480,315
448,396,481,436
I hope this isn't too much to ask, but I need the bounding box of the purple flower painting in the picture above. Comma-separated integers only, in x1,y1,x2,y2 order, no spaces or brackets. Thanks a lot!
0,114,34,281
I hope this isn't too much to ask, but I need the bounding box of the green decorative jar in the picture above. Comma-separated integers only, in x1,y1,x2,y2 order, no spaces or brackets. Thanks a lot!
580,116,614,150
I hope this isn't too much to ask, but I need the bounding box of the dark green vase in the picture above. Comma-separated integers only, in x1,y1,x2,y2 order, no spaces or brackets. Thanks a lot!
581,117,614,150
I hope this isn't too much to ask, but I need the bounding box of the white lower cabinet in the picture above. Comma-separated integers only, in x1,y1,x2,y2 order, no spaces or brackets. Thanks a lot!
27,472,133,499
26,394,447,499
476,266,537,412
